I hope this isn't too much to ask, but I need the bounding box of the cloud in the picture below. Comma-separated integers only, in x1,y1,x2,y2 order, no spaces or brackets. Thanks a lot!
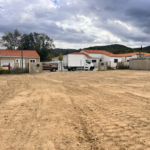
0,0,150,49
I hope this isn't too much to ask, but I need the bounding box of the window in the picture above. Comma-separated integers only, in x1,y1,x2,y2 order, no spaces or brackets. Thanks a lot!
92,60,96,63
15,59,19,63
114,59,118,63
86,60,90,64
30,59,36,63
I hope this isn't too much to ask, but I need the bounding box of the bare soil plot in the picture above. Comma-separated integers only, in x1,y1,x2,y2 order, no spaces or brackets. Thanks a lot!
0,70,150,150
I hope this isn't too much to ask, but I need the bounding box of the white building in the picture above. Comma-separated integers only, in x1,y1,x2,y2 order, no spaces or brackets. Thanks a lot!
80,50,122,68
52,56,59,61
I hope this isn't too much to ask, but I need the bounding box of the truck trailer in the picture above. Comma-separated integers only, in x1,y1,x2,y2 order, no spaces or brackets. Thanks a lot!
63,54,94,71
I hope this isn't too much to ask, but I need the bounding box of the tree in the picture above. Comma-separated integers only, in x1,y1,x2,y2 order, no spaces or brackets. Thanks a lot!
59,53,63,61
33,32,55,52
64,50,69,55
18,32,55,52
18,33,35,50
0,29,21,49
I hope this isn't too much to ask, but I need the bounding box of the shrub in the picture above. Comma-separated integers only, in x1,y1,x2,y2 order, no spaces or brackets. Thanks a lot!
0,70,9,74
0,68,29,74
107,66,115,70
117,65,129,69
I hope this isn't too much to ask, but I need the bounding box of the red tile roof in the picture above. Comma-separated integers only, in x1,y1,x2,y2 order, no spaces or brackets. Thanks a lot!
0,49,40,57
70,52,92,58
142,52,150,56
82,49,121,57
82,50,150,57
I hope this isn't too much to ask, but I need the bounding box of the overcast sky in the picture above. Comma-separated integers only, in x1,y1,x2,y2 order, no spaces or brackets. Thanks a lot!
0,0,150,49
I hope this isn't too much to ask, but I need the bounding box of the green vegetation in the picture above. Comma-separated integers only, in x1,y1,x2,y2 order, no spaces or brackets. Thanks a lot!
107,66,115,70
84,44,150,54
58,53,63,61
0,68,29,74
117,65,129,69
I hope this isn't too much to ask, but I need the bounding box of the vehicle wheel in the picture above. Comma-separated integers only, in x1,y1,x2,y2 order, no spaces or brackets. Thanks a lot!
72,68,76,71
53,68,56,72
90,67,94,71
68,68,71,71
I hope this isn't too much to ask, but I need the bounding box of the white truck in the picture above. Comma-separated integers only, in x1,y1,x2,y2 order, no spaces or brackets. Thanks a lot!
63,54,95,71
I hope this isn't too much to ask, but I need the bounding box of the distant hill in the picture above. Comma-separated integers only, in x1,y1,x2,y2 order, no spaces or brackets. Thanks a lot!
83,44,150,54
134,46,150,52
83,44,133,54
53,48,78,55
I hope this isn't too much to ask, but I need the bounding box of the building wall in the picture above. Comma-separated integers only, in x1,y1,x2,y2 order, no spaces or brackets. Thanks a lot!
110,57,122,68
122,55,138,62
0,57,40,70
129,58,150,70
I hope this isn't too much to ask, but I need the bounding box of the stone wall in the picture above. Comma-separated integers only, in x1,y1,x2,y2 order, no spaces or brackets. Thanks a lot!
29,62,43,73
129,58,150,70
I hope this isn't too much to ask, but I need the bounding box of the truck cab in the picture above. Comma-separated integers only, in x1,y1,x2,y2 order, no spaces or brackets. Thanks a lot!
84,60,95,71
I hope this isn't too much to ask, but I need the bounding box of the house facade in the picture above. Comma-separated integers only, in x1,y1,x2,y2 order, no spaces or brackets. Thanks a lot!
80,50,122,68
0,49,40,70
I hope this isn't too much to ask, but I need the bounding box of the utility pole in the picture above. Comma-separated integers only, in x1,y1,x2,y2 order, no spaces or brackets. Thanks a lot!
21,43,23,71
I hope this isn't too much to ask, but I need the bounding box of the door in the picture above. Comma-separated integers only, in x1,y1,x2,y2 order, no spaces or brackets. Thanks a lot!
20,59,25,68
84,60,91,70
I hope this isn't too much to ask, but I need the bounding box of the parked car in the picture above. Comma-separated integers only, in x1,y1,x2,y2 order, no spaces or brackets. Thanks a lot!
43,63,58,72
1,65,9,70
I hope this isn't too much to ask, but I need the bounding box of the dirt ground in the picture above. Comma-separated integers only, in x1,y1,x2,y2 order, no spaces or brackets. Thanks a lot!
0,70,150,150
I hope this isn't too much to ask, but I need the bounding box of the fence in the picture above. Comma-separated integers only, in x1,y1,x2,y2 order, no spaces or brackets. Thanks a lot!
129,58,150,70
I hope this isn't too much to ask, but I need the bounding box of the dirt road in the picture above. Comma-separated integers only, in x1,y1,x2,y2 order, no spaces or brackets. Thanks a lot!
0,70,150,150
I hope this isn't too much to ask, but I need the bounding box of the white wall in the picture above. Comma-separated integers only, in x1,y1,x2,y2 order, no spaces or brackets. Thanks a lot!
110,57,122,67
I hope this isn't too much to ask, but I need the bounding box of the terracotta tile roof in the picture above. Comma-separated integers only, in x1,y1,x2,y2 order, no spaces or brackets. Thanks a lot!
82,50,150,57
0,49,40,57
142,52,150,56
70,52,92,58
82,49,121,57
115,52,138,57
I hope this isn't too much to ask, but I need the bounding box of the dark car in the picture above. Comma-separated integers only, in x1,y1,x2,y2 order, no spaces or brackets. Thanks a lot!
43,63,58,72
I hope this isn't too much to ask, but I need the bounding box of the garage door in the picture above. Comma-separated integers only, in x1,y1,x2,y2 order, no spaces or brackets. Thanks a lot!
1,60,14,69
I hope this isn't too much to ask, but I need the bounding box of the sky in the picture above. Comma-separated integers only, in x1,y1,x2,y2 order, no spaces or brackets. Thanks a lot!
0,0,150,49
